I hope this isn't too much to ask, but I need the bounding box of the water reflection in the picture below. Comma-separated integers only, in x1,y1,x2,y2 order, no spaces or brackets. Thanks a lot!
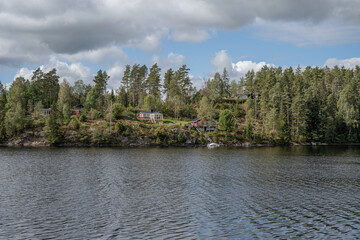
0,146,359,239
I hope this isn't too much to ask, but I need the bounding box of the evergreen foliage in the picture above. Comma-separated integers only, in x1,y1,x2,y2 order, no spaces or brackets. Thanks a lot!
1,63,360,144
219,109,235,131
112,103,125,120
197,96,216,121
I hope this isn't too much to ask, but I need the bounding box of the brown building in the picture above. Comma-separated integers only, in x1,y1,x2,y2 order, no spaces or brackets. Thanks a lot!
189,118,217,132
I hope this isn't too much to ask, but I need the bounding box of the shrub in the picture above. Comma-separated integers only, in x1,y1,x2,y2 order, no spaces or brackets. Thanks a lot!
112,103,125,120
255,133,263,144
87,108,101,120
178,131,185,143
33,118,46,128
77,125,90,143
246,122,253,140
124,128,132,137
79,113,87,122
43,115,63,145
70,116,80,130
91,128,104,144
115,121,126,134
154,127,167,141
219,109,235,132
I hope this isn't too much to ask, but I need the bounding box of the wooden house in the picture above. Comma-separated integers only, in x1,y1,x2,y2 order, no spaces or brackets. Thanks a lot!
37,108,51,117
138,111,163,122
233,93,260,99
71,110,81,116
233,93,251,99
189,118,217,132
71,104,84,116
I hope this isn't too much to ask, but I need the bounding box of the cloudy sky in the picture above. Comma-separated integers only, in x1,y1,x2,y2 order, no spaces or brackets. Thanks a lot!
1,0,360,89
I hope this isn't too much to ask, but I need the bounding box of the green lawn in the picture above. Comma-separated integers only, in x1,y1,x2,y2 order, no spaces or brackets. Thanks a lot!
163,118,189,126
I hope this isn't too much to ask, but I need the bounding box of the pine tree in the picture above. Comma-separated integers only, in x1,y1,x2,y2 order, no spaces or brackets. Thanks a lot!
117,87,127,107
73,80,87,106
58,79,72,115
129,64,140,107
137,65,148,106
43,103,63,145
121,65,131,107
147,63,162,100
221,68,231,98
144,94,156,112
178,65,192,104
337,76,359,141
30,68,60,108
163,68,174,99
229,80,238,97
4,77,27,137
0,82,7,140
85,88,96,110
208,72,222,102
219,109,234,131
93,70,109,109
197,96,216,121
43,69,60,107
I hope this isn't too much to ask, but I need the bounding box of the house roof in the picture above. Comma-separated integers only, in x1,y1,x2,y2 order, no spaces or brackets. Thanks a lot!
190,118,200,122
139,111,162,114
190,118,217,123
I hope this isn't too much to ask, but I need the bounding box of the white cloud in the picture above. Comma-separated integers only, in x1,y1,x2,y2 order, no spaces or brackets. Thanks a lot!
211,50,233,73
233,61,273,75
189,75,206,90
14,58,129,91
14,68,34,81
1,0,360,66
152,52,186,74
15,57,93,85
210,50,274,79
106,64,124,90
324,57,360,68
59,46,128,64
126,28,168,52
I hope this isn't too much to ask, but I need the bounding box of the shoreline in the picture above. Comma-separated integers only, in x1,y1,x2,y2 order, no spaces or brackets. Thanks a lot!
1,141,359,148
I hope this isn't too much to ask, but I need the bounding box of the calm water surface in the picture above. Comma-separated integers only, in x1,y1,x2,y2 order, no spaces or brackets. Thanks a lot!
0,146,360,239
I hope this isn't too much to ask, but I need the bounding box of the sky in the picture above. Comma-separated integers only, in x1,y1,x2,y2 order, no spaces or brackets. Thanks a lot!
0,0,360,90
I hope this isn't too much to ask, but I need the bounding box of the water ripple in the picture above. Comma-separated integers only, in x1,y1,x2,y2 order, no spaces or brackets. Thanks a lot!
0,146,360,239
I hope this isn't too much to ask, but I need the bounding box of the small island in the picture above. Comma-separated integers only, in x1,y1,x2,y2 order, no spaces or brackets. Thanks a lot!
0,64,359,147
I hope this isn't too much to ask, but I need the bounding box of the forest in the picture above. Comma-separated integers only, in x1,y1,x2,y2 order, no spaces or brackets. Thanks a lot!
0,63,359,145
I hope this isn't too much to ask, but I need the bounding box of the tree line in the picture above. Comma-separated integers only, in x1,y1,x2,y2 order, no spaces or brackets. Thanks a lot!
213,65,360,143
0,63,197,141
0,63,359,144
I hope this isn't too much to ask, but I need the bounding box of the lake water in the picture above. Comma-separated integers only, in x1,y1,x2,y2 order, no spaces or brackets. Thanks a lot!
0,146,360,239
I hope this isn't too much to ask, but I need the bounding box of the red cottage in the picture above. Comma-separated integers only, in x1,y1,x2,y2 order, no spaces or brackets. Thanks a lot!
71,110,81,116
189,118,217,132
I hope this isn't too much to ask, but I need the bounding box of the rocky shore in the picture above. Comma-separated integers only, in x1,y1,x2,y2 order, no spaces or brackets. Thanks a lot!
0,123,357,148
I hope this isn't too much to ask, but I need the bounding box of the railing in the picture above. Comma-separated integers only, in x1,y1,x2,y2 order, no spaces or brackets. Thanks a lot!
194,126,213,143
150,116,156,124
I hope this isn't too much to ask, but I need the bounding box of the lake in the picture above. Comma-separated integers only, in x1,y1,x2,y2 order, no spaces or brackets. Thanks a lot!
0,146,359,239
